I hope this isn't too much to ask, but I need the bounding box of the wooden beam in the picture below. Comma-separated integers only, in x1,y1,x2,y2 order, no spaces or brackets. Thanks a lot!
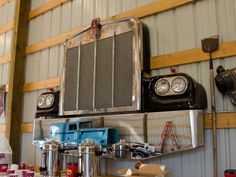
21,123,33,133
0,124,6,133
151,40,236,69
204,112,236,129
23,39,236,93
0,0,9,7
0,54,11,64
23,77,60,92
26,28,84,55
26,0,197,54
0,21,14,35
19,112,236,133
26,37,236,70
28,0,70,19
5,84,9,92
28,0,196,21
6,0,31,163
108,0,196,20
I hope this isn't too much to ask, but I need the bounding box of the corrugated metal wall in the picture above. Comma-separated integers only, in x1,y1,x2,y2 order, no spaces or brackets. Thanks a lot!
0,0,14,85
0,0,15,124
21,0,236,176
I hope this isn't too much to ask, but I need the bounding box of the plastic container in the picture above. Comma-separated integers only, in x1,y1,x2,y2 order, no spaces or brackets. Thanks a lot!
225,169,236,177
0,134,12,175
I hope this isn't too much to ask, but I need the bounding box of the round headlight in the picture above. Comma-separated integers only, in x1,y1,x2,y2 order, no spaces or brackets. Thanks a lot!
37,95,45,108
45,94,54,107
154,79,170,96
171,76,188,94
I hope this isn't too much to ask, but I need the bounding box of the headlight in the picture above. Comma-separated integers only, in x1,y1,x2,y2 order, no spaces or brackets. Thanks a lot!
171,76,188,94
153,76,189,96
154,79,170,96
37,93,55,109
37,95,46,108
45,94,54,107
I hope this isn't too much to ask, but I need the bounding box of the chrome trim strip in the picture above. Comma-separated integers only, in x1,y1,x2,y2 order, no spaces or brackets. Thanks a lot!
93,39,97,109
111,29,115,107
66,17,139,41
59,45,67,116
76,43,81,110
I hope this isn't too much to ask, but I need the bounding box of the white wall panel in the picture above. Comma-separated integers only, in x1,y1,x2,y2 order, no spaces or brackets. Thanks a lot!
51,5,61,36
0,0,15,86
48,46,60,78
0,33,5,56
4,30,12,54
30,0,42,11
22,1,236,176
61,2,72,33
21,133,35,165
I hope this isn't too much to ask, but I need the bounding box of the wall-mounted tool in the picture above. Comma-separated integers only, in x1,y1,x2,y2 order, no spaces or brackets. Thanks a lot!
215,65,236,105
201,35,219,177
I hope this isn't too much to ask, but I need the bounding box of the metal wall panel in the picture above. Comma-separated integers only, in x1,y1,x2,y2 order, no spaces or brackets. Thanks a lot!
22,0,236,176
0,0,15,85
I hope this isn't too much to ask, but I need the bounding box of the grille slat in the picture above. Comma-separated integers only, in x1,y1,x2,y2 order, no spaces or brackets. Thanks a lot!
114,31,133,107
95,37,113,108
78,43,95,110
64,47,79,111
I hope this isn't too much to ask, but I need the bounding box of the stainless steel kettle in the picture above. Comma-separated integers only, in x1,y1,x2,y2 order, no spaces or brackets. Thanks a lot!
78,139,100,177
40,140,61,177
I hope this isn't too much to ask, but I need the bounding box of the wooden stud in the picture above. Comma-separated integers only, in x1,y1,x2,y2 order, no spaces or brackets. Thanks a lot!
0,0,9,7
0,54,11,64
28,0,70,19
23,39,236,92
0,21,14,35
23,77,60,92
26,27,84,55
20,112,236,133
5,85,9,92
204,112,236,129
5,0,31,163
151,40,236,69
21,123,33,133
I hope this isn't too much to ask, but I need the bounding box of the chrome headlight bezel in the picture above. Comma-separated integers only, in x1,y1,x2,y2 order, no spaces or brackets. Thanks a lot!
171,76,188,94
45,94,55,107
154,79,170,96
154,76,189,96
37,93,55,109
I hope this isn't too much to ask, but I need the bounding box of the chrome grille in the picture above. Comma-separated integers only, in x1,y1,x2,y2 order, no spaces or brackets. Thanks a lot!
61,18,144,115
